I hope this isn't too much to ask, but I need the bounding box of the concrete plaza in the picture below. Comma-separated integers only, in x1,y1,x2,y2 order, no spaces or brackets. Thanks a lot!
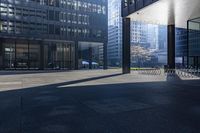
0,69,200,133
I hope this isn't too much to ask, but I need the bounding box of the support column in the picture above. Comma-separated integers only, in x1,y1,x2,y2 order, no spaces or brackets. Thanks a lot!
167,25,175,69
28,41,30,69
194,56,198,69
187,21,189,68
89,47,92,69
122,17,131,74
75,41,79,70
0,39,3,70
40,41,44,70
182,56,185,67
103,42,107,70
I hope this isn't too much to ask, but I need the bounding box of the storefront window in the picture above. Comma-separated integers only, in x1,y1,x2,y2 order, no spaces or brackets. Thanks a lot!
3,42,15,69
16,41,28,69
2,40,75,70
78,42,104,69
29,43,40,69
44,42,74,69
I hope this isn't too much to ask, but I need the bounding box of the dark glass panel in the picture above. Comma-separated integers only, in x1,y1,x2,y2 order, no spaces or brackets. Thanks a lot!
3,42,15,69
29,43,40,69
16,41,28,69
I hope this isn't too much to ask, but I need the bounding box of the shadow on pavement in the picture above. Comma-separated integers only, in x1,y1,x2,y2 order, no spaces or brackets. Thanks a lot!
166,73,182,81
0,73,200,133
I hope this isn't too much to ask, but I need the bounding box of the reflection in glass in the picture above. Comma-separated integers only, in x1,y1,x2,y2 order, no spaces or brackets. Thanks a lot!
78,42,104,69
29,43,40,69
188,18,200,68
16,41,28,69
44,42,74,69
130,21,167,68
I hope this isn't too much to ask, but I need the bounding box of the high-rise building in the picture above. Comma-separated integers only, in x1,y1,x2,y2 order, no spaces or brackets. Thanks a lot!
158,25,167,50
131,21,149,47
0,0,107,70
108,0,161,67
175,28,187,67
147,24,158,50
107,0,122,67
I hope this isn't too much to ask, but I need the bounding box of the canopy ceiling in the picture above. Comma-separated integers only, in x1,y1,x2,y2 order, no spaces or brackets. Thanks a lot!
127,0,200,28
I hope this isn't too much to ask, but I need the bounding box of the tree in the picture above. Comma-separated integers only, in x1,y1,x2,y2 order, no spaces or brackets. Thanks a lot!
131,45,151,67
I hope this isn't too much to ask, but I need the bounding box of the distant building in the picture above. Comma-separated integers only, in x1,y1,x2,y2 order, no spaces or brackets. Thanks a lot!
175,28,188,67
108,0,122,67
147,24,159,50
158,25,167,50
131,21,149,48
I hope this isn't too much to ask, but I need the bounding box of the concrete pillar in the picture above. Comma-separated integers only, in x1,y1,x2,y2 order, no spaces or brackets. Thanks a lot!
167,25,175,69
0,39,3,69
122,17,131,74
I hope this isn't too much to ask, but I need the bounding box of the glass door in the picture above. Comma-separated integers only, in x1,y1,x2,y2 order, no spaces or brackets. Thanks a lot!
16,41,28,69
3,43,15,69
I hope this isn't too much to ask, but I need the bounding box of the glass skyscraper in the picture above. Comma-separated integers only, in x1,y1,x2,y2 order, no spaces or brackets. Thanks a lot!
108,0,122,67
0,0,107,70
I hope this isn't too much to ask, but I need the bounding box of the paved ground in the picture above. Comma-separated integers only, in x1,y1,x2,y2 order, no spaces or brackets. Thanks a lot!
0,70,200,133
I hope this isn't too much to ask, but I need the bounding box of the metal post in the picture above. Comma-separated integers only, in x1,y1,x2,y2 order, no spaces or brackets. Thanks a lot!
89,46,92,69
103,42,107,70
122,17,131,74
75,41,79,70
167,25,175,69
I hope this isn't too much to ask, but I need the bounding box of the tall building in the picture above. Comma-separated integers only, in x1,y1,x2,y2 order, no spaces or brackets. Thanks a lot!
0,0,107,70
147,24,158,50
107,0,122,66
158,25,167,50
188,18,200,68
108,0,162,67
157,25,167,65
175,28,187,67
131,21,149,47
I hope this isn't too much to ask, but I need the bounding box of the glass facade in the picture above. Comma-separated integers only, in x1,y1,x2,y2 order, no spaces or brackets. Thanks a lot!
0,0,107,70
122,0,200,70
78,42,104,69
1,39,75,70
129,21,188,69
175,28,187,68
130,21,168,68
0,0,107,40
29,43,41,69
44,42,75,69
108,0,122,67
188,17,200,68
3,41,16,69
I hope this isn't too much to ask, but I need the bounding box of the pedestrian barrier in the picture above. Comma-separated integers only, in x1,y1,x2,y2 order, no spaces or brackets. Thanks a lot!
133,68,162,76
132,68,200,79
166,68,200,79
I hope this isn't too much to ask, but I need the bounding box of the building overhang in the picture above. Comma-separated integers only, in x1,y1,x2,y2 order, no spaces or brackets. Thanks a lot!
126,0,200,28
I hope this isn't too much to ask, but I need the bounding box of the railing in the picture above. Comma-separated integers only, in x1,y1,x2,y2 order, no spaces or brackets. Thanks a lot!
133,68,162,75
132,68,200,79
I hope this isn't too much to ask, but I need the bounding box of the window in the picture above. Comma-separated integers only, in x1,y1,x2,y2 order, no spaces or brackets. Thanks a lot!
49,24,54,34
